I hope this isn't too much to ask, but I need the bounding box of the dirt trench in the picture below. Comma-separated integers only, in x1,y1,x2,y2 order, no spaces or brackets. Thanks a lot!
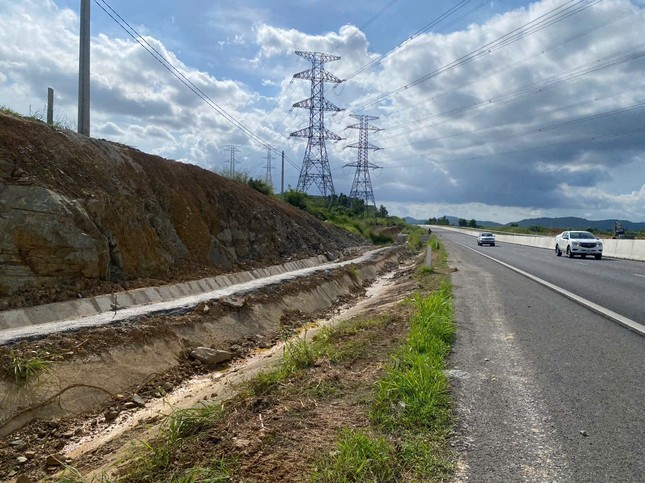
0,246,413,481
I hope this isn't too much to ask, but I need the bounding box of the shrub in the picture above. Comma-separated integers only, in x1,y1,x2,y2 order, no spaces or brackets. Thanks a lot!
284,189,308,210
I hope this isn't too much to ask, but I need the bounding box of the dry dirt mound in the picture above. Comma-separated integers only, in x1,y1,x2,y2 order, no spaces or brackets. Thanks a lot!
0,113,364,309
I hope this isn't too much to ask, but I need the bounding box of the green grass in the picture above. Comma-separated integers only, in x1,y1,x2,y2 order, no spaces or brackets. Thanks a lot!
123,403,226,481
0,105,21,116
0,104,74,129
283,336,317,370
417,265,434,275
312,429,397,482
314,316,389,364
46,464,113,482
371,285,454,431
247,316,389,398
315,282,456,482
245,336,319,397
170,461,234,482
4,350,51,383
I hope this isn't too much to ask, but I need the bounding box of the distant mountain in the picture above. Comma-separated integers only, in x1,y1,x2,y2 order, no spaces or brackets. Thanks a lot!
407,215,461,225
415,215,502,227
478,220,503,227
511,217,645,231
420,215,644,231
403,216,426,224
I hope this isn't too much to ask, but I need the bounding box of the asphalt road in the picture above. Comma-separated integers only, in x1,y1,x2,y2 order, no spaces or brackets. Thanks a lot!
440,229,645,324
439,229,645,482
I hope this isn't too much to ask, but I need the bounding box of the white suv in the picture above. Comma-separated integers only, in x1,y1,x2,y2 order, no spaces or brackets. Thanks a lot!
555,231,603,259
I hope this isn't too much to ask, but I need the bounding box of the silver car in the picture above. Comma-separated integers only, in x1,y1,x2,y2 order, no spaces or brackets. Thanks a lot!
477,232,496,246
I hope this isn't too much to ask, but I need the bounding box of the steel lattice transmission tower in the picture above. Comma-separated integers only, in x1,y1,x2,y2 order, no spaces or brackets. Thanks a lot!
227,145,240,177
264,147,273,187
344,114,382,209
290,51,343,198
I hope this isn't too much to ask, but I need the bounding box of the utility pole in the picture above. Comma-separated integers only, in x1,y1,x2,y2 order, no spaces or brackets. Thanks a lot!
290,51,343,199
264,147,273,188
281,151,285,195
78,0,90,136
344,114,382,211
47,88,54,125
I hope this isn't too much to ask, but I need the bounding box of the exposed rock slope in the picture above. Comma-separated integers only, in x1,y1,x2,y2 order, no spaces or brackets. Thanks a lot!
0,113,363,305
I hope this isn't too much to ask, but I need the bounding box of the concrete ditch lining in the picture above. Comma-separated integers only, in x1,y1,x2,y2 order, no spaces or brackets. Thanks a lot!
0,247,390,338
0,246,402,438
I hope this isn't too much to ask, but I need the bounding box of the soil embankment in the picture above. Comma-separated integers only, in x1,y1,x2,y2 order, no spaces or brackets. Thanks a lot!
0,112,363,309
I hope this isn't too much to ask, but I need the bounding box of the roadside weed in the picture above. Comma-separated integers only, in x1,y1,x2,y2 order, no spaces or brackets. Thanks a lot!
164,403,225,441
170,458,234,482
312,429,397,483
123,403,225,480
283,337,316,370
4,350,51,384
318,281,456,481
417,265,434,275
371,283,454,431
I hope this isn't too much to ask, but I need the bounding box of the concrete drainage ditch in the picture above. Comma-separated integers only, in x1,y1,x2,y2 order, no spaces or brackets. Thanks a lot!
0,246,406,439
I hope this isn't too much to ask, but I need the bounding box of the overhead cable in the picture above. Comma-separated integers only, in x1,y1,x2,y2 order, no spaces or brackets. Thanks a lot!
340,0,480,82
94,0,284,159
379,41,645,141
353,0,604,111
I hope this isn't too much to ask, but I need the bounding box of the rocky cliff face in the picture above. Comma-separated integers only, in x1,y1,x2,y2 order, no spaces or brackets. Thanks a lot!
0,113,363,305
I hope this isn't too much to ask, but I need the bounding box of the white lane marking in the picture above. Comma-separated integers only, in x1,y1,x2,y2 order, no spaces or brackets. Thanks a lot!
634,274,645,279
451,238,645,337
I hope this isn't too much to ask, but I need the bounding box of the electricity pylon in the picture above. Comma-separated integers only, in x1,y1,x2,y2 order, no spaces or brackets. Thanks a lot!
227,145,240,177
344,114,382,210
290,51,343,198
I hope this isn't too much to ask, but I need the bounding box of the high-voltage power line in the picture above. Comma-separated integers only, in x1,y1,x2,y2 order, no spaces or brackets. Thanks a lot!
344,114,382,209
290,51,343,198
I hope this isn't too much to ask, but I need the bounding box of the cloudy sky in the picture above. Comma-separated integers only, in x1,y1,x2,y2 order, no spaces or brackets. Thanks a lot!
1,0,644,223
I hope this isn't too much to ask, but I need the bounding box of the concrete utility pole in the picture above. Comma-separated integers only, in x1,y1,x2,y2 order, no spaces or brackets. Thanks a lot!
47,88,54,125
78,0,90,136
281,151,285,195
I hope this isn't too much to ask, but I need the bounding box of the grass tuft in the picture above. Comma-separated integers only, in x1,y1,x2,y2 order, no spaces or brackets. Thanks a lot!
283,337,317,370
122,402,225,481
169,458,234,482
312,429,397,482
4,351,51,383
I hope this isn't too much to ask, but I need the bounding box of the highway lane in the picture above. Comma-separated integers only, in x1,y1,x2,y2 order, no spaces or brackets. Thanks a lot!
443,231,645,482
434,228,645,325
